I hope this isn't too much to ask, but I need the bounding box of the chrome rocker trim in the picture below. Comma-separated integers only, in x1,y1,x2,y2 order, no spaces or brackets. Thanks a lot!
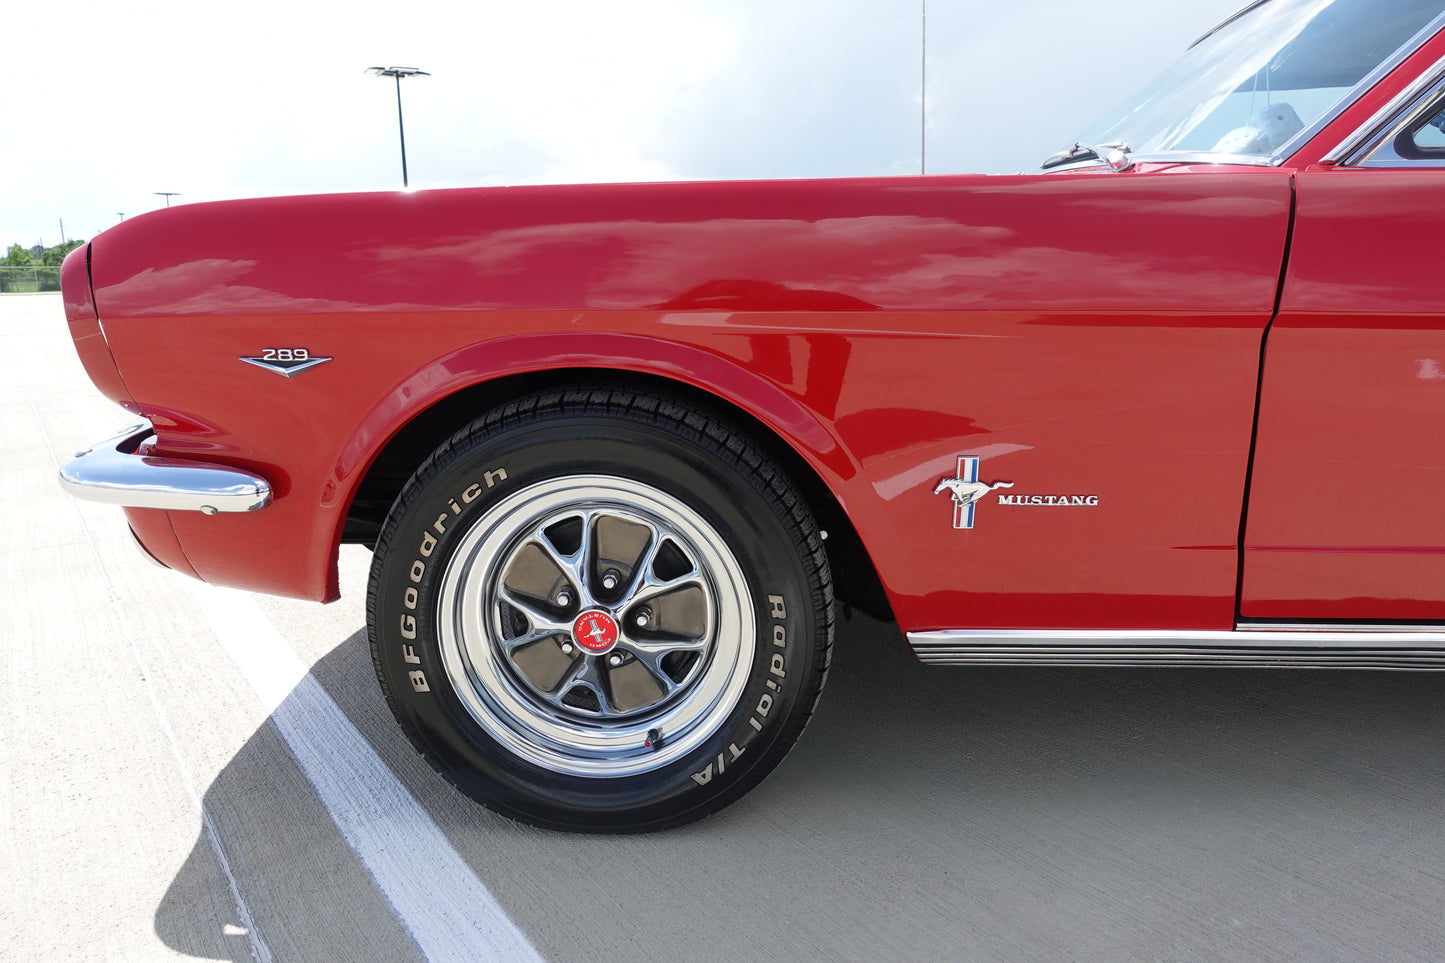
60,420,272,515
908,627,1445,670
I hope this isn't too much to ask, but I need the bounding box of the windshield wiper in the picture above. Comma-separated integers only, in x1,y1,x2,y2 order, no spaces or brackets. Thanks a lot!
1041,142,1133,171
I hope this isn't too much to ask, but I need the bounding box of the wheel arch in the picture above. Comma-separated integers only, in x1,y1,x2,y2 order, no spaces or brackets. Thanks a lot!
339,354,892,622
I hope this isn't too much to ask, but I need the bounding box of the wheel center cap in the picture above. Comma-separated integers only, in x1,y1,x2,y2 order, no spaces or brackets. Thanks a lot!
572,610,620,654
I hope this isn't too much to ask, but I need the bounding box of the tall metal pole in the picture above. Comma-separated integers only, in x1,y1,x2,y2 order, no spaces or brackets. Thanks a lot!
367,67,429,189
395,74,409,188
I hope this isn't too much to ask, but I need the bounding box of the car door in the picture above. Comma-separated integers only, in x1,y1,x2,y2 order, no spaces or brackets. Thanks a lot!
1243,87,1445,622
818,169,1292,634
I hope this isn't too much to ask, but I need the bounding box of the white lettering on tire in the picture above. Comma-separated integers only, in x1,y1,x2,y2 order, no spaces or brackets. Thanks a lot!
395,473,507,685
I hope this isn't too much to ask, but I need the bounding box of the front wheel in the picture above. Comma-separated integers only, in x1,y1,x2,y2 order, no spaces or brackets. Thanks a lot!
367,389,832,831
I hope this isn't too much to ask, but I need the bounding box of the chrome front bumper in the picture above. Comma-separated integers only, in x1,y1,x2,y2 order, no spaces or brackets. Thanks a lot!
59,420,273,515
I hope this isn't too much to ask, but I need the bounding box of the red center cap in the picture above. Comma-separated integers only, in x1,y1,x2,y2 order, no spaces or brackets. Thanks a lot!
572,610,620,653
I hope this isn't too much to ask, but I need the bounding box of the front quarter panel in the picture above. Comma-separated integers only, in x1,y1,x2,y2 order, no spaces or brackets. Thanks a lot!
89,173,1289,629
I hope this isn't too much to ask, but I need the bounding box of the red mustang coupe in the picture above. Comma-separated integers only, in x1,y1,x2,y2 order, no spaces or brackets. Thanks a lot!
60,0,1445,830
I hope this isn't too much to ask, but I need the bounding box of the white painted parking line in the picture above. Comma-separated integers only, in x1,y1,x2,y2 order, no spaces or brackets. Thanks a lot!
187,581,544,963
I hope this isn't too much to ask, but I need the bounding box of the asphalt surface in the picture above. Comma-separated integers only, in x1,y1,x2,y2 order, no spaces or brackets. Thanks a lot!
7,290,1445,962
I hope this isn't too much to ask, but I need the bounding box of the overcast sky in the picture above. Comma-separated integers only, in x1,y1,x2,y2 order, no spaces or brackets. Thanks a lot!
5,0,1243,248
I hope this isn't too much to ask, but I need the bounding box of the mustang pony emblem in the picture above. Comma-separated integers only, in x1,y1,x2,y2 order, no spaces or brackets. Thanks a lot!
572,611,620,653
935,457,1013,530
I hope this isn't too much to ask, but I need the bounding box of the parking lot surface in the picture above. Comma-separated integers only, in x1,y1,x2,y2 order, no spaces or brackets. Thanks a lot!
7,291,1445,962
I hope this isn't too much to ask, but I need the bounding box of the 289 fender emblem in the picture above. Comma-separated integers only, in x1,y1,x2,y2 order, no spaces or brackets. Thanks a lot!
240,347,333,377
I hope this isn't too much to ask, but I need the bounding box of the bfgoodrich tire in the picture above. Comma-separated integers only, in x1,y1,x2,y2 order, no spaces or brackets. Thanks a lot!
367,389,832,832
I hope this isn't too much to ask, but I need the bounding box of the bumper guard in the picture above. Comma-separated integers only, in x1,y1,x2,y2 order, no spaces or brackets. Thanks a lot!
59,420,272,515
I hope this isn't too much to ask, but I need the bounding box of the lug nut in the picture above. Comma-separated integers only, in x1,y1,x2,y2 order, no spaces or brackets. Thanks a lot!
561,642,575,655
556,591,571,607
608,653,624,667
634,608,652,628
602,570,620,591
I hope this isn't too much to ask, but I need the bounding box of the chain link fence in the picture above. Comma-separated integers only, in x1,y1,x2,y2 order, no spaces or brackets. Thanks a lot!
0,267,62,292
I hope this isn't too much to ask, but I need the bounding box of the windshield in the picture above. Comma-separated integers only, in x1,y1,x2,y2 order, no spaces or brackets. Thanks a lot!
1073,0,1445,162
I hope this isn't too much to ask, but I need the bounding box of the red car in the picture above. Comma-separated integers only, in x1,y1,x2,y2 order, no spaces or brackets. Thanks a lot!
60,0,1445,831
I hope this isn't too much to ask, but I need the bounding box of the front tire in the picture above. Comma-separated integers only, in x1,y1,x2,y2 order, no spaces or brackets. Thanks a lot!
367,389,832,832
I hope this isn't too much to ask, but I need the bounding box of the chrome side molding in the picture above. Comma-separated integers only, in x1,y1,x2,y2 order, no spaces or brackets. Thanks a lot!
908,627,1445,670
1321,50,1445,166
60,420,272,515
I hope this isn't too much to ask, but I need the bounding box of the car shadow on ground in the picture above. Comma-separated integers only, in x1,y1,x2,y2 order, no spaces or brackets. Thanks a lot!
156,613,1445,962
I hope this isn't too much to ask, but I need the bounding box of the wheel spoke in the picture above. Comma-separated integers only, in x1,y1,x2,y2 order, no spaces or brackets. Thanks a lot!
627,573,707,611
499,626,565,653
622,635,708,659
617,534,668,604
574,513,598,592
635,662,683,700
540,656,587,700
497,586,570,637
617,641,696,697
520,654,616,717
610,522,663,600
533,512,598,606
571,657,621,717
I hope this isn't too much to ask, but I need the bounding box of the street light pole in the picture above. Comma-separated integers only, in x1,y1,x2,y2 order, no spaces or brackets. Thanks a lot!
366,66,430,188
154,192,181,207
393,73,408,186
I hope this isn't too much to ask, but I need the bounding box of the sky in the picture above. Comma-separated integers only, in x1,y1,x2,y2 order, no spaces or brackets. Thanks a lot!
4,0,1243,248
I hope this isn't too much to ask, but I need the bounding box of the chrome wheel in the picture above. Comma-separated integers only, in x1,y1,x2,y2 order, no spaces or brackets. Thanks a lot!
370,390,832,830
437,475,755,778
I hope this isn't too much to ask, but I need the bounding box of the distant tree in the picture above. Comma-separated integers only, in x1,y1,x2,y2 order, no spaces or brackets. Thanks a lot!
40,239,85,266
3,244,33,267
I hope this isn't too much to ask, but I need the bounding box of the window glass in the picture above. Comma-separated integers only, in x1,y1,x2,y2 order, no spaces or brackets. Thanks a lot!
1411,107,1445,149
1077,0,1445,160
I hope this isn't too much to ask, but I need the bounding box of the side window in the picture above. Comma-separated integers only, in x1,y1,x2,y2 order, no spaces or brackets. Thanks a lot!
1393,96,1445,159
1411,107,1445,150
1347,80,1445,168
